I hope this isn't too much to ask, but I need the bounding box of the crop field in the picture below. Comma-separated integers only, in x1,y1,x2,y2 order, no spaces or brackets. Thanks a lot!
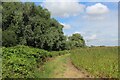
70,47,118,78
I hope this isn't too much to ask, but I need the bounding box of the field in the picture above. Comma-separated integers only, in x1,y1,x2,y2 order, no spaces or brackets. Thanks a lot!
2,45,119,78
70,47,118,78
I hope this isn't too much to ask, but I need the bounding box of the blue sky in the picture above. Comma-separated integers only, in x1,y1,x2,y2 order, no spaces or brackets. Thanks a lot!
20,0,118,46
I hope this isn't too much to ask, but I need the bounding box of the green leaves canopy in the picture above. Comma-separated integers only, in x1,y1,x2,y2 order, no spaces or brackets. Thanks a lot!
2,2,66,51
2,2,86,50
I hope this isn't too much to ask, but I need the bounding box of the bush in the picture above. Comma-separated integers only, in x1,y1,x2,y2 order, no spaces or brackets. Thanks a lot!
2,45,69,78
2,45,50,78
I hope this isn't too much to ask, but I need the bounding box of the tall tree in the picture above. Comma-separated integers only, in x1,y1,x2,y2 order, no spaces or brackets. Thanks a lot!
2,2,67,51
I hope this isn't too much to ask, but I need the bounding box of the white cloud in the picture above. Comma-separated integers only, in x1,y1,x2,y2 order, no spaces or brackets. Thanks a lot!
61,23,71,29
83,3,110,20
83,15,105,20
74,31,86,36
41,0,85,17
86,3,109,15
74,31,81,34
88,34,97,40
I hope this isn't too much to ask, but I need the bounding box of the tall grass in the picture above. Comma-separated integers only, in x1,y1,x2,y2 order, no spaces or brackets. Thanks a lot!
70,47,118,78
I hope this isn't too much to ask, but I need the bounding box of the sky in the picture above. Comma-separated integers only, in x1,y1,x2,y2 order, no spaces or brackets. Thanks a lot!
20,0,119,46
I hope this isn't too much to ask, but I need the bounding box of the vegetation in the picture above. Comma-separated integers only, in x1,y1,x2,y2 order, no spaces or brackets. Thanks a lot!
2,45,69,78
2,2,85,51
1,2,118,79
38,54,70,78
70,47,118,78
64,33,86,50
2,2,85,78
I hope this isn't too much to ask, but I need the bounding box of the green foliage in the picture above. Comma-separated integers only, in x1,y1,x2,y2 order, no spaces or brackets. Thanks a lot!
2,2,66,51
0,28,2,47
38,54,70,78
2,45,69,78
70,47,118,78
69,33,85,47
50,50,70,57
2,45,47,78
2,2,86,50
2,30,17,47
64,33,86,50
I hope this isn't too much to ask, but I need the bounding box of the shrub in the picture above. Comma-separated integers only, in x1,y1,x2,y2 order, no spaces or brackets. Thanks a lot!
2,45,50,78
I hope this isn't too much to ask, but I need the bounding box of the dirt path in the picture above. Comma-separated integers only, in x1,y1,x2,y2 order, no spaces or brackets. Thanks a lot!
59,58,90,78
40,54,92,78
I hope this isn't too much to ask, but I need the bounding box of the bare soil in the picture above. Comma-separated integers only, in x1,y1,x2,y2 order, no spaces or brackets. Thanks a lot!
51,54,93,78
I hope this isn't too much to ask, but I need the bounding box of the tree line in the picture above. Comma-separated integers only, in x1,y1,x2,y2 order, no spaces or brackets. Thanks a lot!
2,2,86,51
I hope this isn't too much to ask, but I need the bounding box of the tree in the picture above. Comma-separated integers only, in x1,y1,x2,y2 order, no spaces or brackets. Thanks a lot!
68,33,86,48
2,30,17,47
2,2,86,50
2,2,66,51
